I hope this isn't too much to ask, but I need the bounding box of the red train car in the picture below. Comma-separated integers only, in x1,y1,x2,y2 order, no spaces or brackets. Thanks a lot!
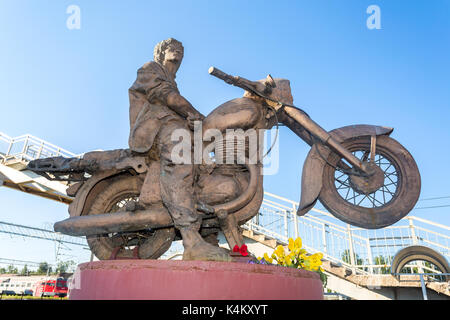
34,278,68,297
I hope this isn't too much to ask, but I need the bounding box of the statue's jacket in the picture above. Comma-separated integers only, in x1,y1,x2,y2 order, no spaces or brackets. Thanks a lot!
128,61,181,153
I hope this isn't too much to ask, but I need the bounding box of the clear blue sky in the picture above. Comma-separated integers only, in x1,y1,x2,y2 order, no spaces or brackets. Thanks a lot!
0,1,449,266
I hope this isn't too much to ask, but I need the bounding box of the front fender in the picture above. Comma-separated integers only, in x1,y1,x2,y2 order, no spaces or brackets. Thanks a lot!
297,124,393,216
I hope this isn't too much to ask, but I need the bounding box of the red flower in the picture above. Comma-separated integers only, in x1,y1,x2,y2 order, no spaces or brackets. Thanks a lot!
232,244,248,256
239,244,248,257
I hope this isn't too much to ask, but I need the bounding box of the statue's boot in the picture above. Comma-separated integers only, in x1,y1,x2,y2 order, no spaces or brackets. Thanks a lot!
180,225,231,262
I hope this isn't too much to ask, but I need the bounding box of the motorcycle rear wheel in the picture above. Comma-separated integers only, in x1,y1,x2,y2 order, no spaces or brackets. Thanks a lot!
84,175,175,260
320,135,421,229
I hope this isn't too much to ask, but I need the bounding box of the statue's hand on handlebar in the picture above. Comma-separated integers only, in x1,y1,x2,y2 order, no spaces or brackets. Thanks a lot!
237,77,272,96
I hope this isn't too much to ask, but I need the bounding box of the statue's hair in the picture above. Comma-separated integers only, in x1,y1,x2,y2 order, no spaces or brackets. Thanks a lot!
153,38,184,64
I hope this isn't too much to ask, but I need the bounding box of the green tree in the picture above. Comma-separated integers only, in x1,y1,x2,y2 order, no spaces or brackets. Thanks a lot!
6,264,18,274
341,249,369,272
400,260,446,281
20,264,29,276
341,249,364,266
374,255,393,274
37,262,51,275
55,260,76,274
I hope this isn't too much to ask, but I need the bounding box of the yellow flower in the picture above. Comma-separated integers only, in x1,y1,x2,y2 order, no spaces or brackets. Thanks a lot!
260,244,325,273
294,237,302,250
288,238,295,251
263,252,273,264
274,245,285,258
284,255,292,266
310,253,323,267
302,258,312,271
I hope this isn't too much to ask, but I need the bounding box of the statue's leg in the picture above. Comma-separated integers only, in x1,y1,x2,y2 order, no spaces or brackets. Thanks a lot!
157,119,231,262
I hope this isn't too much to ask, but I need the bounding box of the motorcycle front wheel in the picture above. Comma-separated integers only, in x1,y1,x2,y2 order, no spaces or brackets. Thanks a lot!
319,135,421,229
84,175,175,260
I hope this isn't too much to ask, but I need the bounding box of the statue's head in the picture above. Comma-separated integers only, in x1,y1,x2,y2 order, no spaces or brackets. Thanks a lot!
153,38,184,71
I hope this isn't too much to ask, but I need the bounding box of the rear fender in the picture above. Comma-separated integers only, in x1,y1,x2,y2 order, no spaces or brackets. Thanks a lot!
67,150,148,217
297,125,393,216
68,170,127,217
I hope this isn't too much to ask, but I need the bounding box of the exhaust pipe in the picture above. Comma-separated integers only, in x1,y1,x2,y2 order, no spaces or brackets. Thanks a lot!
54,207,173,237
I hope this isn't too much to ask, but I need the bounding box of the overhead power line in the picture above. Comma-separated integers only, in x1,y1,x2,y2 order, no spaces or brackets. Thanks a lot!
0,221,88,248
418,196,450,202
0,258,55,267
414,205,450,210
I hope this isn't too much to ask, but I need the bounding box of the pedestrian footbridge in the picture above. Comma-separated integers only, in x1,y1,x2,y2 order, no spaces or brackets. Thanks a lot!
1,131,449,300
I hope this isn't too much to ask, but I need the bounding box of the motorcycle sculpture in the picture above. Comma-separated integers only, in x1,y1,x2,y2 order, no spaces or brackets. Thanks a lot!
28,67,421,260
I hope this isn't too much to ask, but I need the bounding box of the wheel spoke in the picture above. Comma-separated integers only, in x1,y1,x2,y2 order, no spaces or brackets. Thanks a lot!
333,143,401,209
347,190,361,204
383,185,396,196
337,184,350,191
345,187,351,200
367,193,376,207
385,174,398,186
384,171,397,178
336,177,351,190
357,194,368,206
361,150,370,162
335,178,351,188
382,163,393,173
369,193,384,206
336,172,346,180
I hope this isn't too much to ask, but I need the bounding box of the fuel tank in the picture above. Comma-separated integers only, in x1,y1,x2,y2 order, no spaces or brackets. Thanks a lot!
202,97,263,133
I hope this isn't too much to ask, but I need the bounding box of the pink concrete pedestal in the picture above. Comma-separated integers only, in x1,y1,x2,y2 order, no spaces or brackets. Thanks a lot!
68,260,324,300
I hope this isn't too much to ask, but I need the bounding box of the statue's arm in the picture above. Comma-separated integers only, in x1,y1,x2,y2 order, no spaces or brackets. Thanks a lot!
166,92,204,120
132,63,204,120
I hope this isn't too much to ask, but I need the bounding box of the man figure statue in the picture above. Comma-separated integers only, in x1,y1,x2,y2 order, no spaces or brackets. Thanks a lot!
128,38,231,261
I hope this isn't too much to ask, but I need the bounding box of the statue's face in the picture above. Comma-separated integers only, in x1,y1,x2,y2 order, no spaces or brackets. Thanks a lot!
163,45,183,65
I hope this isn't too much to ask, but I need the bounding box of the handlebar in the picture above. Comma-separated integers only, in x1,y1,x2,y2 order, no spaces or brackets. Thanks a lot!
208,66,295,109
208,67,234,83
208,66,261,97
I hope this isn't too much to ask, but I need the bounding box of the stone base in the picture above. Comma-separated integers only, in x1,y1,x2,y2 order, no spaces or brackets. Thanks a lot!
68,260,324,300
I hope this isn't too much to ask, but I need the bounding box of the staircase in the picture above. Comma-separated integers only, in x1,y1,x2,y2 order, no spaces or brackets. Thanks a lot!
0,132,80,203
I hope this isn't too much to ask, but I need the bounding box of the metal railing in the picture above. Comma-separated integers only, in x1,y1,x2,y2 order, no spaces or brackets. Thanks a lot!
1,131,449,278
391,273,450,300
244,192,450,276
0,132,79,164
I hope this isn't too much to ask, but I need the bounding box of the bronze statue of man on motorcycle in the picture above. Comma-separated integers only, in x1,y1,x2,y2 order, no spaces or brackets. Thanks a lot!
28,38,421,262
